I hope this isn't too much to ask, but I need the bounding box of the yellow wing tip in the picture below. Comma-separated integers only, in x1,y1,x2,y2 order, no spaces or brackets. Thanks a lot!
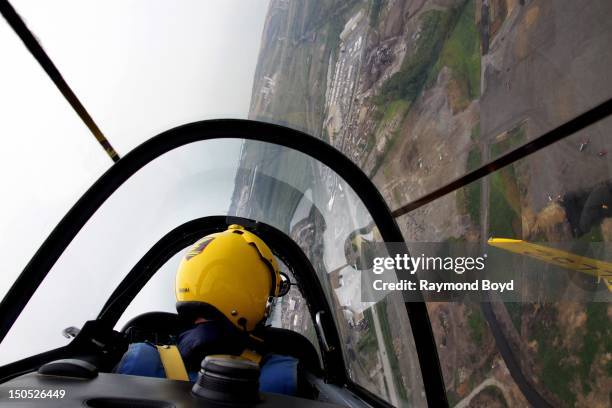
488,237,524,244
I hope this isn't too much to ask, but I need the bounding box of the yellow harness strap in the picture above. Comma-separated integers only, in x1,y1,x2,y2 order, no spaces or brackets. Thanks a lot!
240,349,263,365
156,345,189,381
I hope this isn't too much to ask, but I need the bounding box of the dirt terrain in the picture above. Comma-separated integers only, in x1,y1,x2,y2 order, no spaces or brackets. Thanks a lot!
245,0,612,406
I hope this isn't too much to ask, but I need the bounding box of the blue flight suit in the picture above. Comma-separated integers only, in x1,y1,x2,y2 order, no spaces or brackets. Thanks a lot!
115,321,298,396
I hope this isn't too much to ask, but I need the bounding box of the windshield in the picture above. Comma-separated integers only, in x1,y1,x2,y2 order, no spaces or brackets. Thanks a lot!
0,139,241,362
0,135,427,406
0,15,111,303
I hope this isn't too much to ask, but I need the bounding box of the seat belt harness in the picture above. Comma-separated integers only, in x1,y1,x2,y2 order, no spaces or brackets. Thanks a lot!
156,345,189,381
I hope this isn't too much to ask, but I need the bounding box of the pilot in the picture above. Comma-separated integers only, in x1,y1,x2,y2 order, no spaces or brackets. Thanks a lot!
114,224,298,395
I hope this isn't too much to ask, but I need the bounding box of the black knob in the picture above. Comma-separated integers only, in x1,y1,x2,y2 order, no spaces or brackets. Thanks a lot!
192,355,260,406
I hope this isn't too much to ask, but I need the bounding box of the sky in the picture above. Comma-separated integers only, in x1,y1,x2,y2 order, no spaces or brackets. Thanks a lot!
0,0,270,363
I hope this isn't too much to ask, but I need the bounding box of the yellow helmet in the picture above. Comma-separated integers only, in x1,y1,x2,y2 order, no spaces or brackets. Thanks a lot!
175,224,281,332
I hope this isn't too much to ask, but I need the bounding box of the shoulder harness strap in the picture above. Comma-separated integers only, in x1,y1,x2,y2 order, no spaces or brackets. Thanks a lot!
156,345,189,381
240,348,263,365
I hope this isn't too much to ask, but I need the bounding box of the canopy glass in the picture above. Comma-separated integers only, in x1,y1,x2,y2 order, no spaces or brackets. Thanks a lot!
0,136,425,406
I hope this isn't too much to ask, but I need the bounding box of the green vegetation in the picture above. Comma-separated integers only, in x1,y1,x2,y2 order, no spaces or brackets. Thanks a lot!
466,146,481,178
491,123,527,157
470,122,480,143
529,302,610,402
489,167,520,238
457,123,482,226
380,100,410,125
578,302,611,392
531,312,577,405
456,178,481,227
375,9,454,106
446,391,460,407
577,224,604,244
357,308,378,355
365,132,376,153
373,0,479,111
432,0,480,105
324,13,346,60
375,298,408,401
369,127,401,178
319,0,362,59
467,307,486,347
369,0,384,27
480,386,509,408
505,302,522,332
392,185,403,206
488,125,526,238
467,127,481,173
370,1,480,179
367,99,410,175
465,146,482,225
259,0,366,134
303,0,360,40
372,99,410,132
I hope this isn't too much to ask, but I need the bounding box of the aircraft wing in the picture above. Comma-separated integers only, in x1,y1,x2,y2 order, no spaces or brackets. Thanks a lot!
488,238,612,291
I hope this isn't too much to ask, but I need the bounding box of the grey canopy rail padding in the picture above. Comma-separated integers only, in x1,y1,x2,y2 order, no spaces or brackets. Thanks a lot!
0,120,447,407
0,0,120,162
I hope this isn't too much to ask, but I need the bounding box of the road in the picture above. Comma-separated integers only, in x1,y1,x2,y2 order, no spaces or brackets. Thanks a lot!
479,299,552,407
478,106,552,408
319,167,412,405
454,377,510,408
370,301,399,406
